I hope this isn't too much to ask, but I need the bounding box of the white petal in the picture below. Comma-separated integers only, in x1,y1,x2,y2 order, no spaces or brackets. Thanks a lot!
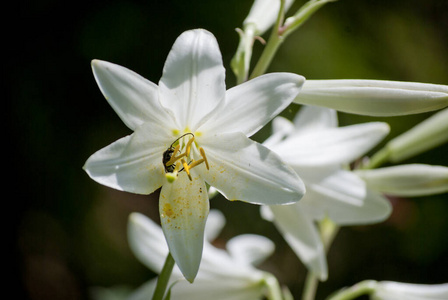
127,213,170,274
292,105,338,133
127,279,158,300
180,236,264,287
264,205,328,281
226,234,275,267
158,29,226,131
263,116,294,148
301,170,392,225
199,132,305,205
83,122,171,194
201,73,305,137
295,79,448,116
198,243,256,279
91,60,171,130
272,116,295,135
386,108,448,162
243,0,295,35
159,171,210,283
204,209,226,242
374,282,448,300
169,278,265,300
90,285,133,300
356,164,448,197
300,169,366,208
272,122,390,167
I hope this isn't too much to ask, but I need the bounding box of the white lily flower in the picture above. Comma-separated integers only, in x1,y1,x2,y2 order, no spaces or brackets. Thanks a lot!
372,281,448,300
294,79,448,116
124,210,282,300
83,29,305,282
243,0,295,35
356,164,448,197
261,105,392,281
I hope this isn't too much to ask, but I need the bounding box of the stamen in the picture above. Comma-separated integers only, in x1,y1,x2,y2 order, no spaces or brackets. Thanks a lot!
181,158,192,181
185,135,195,157
162,133,210,181
187,158,205,170
199,147,209,170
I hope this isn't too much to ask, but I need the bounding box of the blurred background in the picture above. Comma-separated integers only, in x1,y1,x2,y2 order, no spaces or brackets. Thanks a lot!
9,0,448,299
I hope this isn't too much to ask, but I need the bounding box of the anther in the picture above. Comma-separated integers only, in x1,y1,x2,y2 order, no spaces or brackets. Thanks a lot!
181,158,192,181
185,135,195,157
199,147,209,170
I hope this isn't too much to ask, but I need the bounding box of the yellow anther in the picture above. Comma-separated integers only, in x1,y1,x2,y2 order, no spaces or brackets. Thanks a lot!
185,135,195,157
181,158,192,181
162,133,210,181
188,158,205,170
199,147,209,170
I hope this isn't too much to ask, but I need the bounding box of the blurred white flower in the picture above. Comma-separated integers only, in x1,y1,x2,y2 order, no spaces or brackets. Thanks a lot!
261,105,392,281
326,280,448,300
243,0,295,35
372,281,448,300
123,210,283,300
232,0,295,83
356,164,448,197
83,29,306,281
294,79,448,116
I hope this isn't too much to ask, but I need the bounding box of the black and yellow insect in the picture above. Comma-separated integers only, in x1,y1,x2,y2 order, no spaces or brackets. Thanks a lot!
162,133,194,173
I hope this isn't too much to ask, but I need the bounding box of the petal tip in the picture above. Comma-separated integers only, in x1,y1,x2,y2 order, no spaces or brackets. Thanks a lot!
296,74,306,86
178,261,200,283
128,212,142,223
379,122,391,135
91,59,103,69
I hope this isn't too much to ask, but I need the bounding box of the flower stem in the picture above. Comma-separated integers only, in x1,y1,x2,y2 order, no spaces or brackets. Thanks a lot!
249,32,283,79
325,280,377,300
264,274,284,300
152,252,175,300
302,218,340,300
302,273,319,300
249,0,334,79
249,0,286,79
363,147,390,170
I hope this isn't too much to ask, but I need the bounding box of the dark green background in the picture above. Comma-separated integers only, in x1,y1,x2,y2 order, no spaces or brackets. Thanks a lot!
9,0,448,299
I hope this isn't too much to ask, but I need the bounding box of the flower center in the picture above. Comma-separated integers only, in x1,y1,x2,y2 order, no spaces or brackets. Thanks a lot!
163,133,209,181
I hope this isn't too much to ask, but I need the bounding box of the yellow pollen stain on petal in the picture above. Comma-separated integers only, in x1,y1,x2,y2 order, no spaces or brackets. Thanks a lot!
162,203,174,218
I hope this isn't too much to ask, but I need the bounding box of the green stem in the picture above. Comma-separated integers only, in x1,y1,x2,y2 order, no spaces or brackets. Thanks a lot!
282,0,336,39
320,218,340,250
249,33,283,79
302,219,340,300
326,280,377,300
249,0,335,79
362,147,390,170
302,273,319,300
249,0,286,79
264,274,284,300
152,252,175,300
